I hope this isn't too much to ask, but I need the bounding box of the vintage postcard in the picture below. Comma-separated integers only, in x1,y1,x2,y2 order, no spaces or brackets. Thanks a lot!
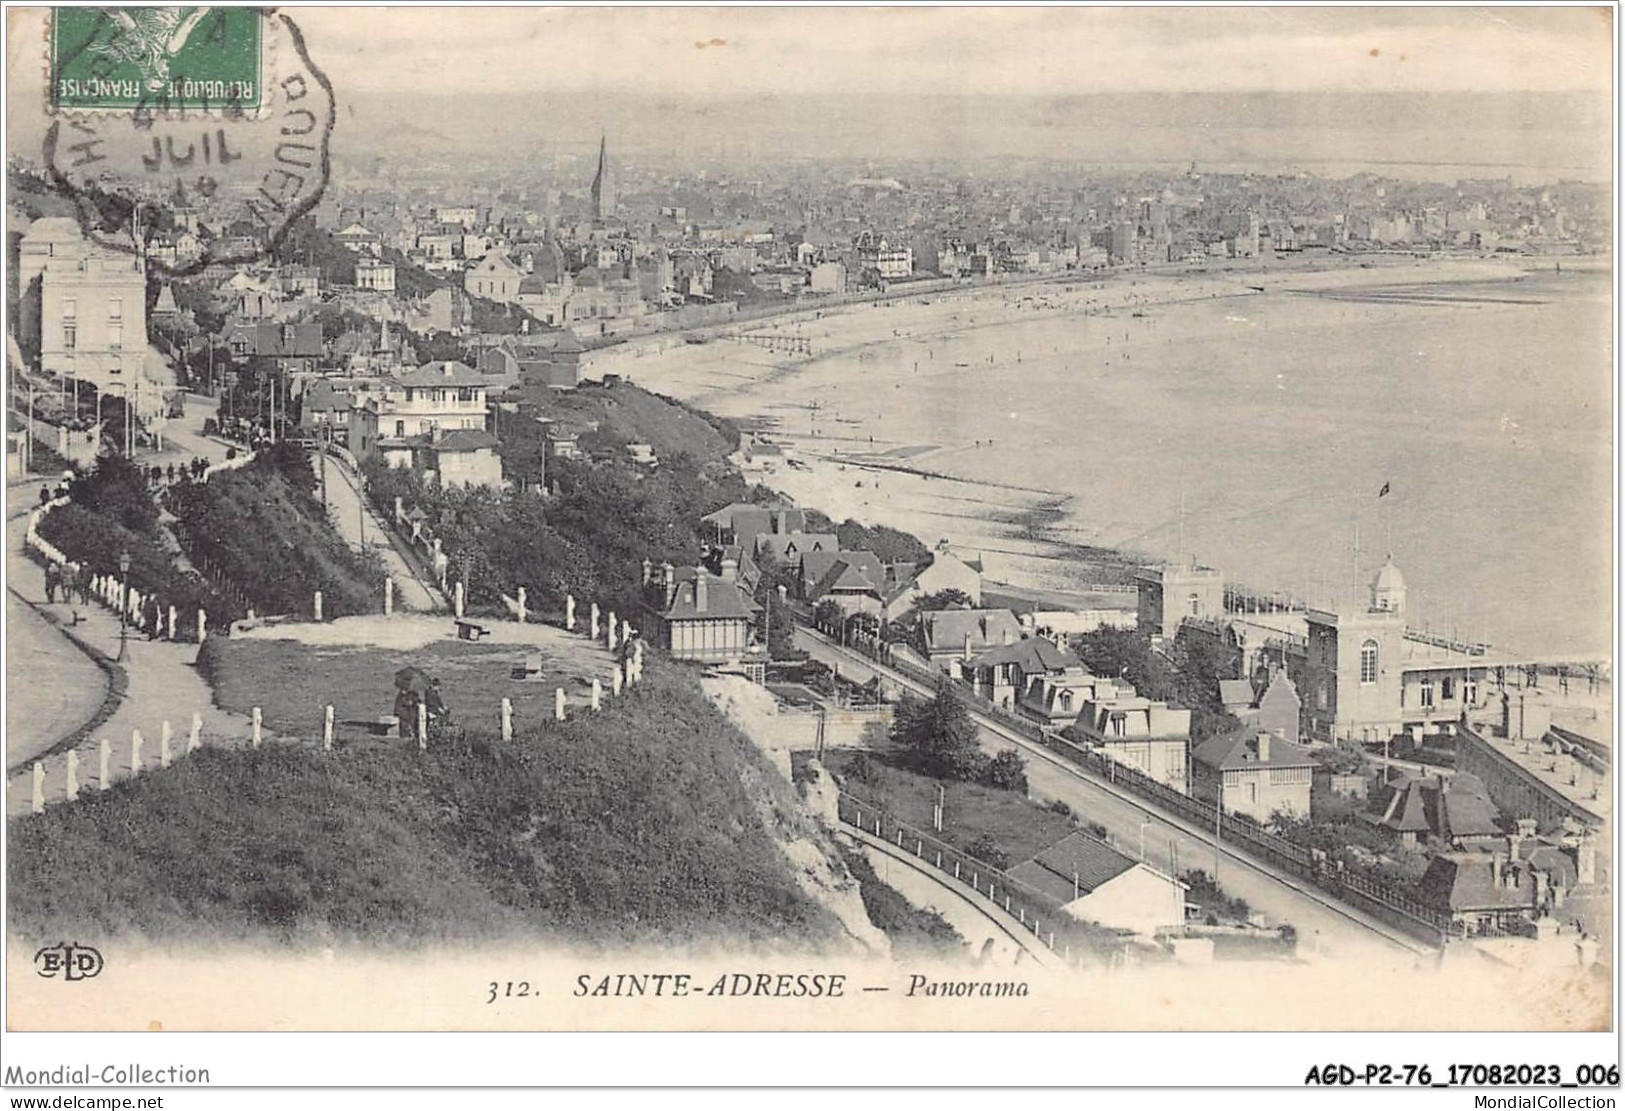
2,1,1616,1067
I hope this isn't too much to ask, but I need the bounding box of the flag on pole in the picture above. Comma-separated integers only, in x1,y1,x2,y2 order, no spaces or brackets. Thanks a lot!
1376,481,1391,499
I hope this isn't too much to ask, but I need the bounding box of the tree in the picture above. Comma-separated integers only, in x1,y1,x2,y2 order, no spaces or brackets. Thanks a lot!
984,749,1028,793
812,599,843,633
917,588,973,611
891,679,984,782
1073,627,1175,701
759,589,799,661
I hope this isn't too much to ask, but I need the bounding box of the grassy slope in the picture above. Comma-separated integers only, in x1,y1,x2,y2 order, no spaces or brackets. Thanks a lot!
828,747,1077,866
541,382,738,465
8,659,844,951
171,460,382,618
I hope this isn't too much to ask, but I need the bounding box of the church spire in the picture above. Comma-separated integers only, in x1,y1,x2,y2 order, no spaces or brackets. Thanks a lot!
590,132,615,221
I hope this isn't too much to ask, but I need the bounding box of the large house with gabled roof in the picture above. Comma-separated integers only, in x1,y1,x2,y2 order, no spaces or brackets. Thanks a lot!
351,360,502,487
638,561,760,664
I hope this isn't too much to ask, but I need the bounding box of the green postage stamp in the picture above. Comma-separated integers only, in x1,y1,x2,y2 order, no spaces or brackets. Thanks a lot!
50,7,263,112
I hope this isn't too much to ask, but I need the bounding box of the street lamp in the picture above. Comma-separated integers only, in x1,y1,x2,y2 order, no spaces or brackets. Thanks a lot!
115,549,131,662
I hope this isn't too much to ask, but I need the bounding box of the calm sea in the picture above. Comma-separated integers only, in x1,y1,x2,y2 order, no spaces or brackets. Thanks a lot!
763,267,1613,659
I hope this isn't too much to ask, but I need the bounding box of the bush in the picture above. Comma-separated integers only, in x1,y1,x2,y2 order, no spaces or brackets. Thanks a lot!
964,834,1010,871
983,749,1029,793
837,845,961,955
841,751,877,785
1046,799,1073,817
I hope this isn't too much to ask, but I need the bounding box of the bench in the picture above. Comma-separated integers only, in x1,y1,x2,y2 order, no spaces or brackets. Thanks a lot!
367,715,399,737
455,620,490,642
512,653,544,680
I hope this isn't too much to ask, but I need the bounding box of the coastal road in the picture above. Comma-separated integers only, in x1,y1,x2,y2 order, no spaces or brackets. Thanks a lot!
796,628,1431,965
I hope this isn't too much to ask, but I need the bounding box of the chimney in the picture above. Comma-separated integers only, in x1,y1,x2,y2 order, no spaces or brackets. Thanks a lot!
963,632,973,661
1001,627,1012,646
1515,818,1537,846
694,574,708,613
1490,852,1503,888
775,509,788,535
1577,843,1596,886
662,562,676,608
1256,731,1270,763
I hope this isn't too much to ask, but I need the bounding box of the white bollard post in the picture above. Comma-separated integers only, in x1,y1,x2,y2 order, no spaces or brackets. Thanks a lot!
66,749,80,801
589,602,599,640
323,705,334,751
516,587,527,624
189,711,202,753
501,697,513,742
612,664,623,697
168,605,177,641
384,578,394,616
251,707,262,749
31,761,45,814
591,678,602,711
417,701,428,750
160,721,172,768
454,581,465,620
555,687,566,722
99,738,111,790
621,619,632,647
130,729,144,773
313,590,324,622
565,594,576,631
197,609,208,643
606,611,618,651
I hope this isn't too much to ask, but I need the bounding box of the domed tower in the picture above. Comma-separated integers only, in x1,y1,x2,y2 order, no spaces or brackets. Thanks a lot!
1370,555,1406,616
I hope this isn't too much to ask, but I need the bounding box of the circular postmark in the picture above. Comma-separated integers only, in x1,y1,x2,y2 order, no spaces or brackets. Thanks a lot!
43,9,335,278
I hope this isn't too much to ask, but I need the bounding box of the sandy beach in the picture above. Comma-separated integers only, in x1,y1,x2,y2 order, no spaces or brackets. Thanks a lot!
592,255,1612,658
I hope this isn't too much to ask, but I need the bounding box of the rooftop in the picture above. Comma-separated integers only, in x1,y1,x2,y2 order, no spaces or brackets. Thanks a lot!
1006,831,1140,904
1192,728,1318,773
394,361,489,388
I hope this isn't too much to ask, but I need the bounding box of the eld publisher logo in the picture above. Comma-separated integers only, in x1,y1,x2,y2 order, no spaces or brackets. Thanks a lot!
34,942,104,982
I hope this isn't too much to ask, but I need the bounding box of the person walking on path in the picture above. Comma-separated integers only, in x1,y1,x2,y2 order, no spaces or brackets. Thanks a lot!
43,562,59,604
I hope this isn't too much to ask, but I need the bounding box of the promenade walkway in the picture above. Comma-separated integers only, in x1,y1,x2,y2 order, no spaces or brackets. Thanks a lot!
5,581,107,770
5,396,253,818
5,503,256,817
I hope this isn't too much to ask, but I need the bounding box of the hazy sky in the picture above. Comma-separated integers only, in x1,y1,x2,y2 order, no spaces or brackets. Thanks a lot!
290,6,1612,97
